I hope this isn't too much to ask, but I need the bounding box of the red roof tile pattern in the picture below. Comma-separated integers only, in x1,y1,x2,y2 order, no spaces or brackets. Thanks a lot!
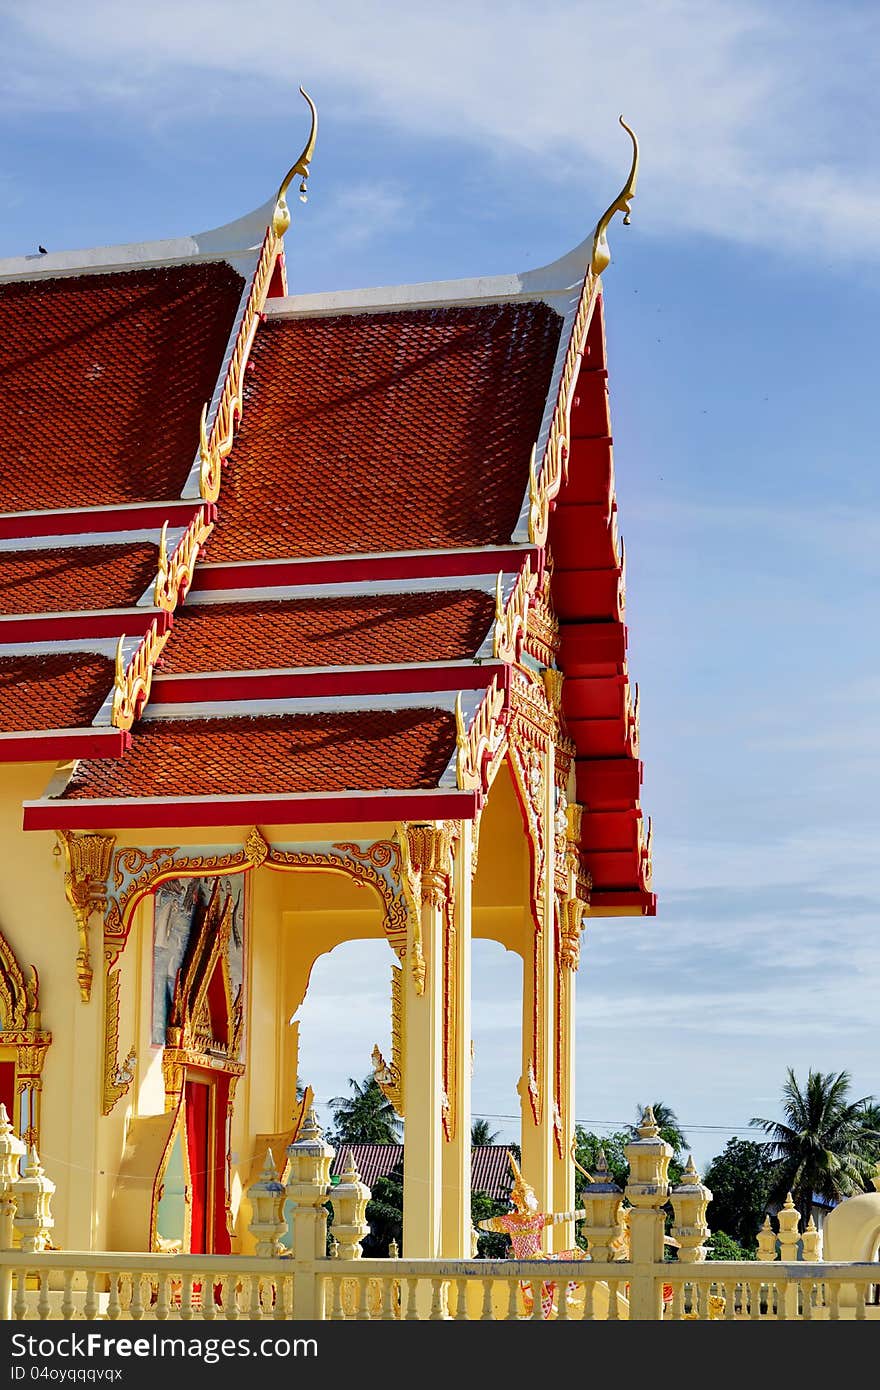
161,590,496,672
0,543,159,614
331,1144,513,1201
0,653,113,731
61,708,457,800
0,262,244,512
211,302,562,560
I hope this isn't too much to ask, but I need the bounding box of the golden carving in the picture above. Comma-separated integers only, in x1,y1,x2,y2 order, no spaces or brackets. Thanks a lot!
244,826,270,867
111,622,169,731
154,508,214,612
442,877,458,1142
105,836,410,965
492,560,537,664
58,831,116,1002
590,117,640,277
272,87,319,237
455,679,509,792
405,823,456,910
102,968,136,1116
371,964,404,1116
162,881,244,1113
199,224,281,503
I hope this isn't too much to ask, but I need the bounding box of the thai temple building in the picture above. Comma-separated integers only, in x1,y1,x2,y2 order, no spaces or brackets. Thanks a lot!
0,98,653,1265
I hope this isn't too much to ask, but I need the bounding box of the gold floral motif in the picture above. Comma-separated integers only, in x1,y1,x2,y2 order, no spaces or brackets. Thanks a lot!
154,509,214,612
58,831,116,1002
244,826,270,867
111,622,170,732
102,968,136,1116
113,847,179,892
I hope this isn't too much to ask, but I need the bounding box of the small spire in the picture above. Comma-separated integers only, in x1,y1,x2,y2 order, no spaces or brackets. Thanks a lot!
260,1148,279,1183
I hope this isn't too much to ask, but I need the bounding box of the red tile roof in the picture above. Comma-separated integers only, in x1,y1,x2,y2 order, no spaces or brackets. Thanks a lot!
160,591,496,673
0,543,159,614
0,262,244,512
60,708,457,800
210,302,562,560
0,653,113,731
331,1143,513,1201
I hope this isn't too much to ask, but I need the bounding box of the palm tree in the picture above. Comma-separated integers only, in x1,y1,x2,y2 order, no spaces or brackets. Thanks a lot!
751,1068,879,1224
633,1101,688,1159
471,1117,500,1146
327,1075,402,1145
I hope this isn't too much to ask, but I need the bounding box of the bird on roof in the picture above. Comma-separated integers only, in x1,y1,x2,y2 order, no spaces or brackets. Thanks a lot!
38,245,47,254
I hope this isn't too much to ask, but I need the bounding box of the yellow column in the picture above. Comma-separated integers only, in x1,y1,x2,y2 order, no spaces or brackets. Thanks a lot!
440,822,473,1258
553,917,581,1256
519,742,556,1249
401,823,453,1258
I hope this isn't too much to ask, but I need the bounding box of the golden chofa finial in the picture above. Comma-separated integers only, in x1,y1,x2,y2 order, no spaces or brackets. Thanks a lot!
272,86,319,238
590,116,639,277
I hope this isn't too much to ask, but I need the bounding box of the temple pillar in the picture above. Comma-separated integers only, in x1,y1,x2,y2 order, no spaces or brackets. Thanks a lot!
518,741,556,1250
440,822,473,1258
401,822,454,1258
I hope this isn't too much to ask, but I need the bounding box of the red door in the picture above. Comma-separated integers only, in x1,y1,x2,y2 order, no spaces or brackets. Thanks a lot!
183,1072,231,1256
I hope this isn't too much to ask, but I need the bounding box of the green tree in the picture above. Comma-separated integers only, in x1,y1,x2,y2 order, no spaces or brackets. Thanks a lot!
706,1230,755,1261
327,1075,402,1146
857,1101,880,1166
471,1118,500,1146
573,1126,630,1195
702,1137,777,1251
362,1162,404,1256
751,1068,879,1224
471,1188,511,1258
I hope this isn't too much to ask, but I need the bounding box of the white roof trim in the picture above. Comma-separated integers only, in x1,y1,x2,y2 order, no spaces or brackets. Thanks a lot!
153,657,498,684
265,227,596,320
0,199,274,284
140,687,484,726
0,526,176,556
26,785,476,812
0,636,129,660
185,570,518,606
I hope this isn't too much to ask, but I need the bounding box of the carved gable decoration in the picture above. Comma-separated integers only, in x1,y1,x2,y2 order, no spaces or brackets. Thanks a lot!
0,927,51,1148
166,880,242,1061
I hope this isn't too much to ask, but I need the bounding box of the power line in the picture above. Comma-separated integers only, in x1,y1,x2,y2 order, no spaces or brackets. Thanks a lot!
471,1111,764,1133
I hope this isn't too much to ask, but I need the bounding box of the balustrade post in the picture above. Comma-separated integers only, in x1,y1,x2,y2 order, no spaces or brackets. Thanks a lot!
330,1155,370,1261
13,1147,55,1255
247,1149,288,1258
0,1106,25,1320
756,1214,777,1261
670,1156,712,1262
801,1216,822,1263
624,1106,672,1320
776,1194,802,1318
579,1150,624,1262
286,1107,334,1319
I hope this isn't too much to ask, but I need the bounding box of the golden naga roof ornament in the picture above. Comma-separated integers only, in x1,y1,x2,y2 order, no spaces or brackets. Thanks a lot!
272,86,319,237
590,116,639,277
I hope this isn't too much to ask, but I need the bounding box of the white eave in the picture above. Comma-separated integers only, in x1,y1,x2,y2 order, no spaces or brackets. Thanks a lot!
265,226,596,319
0,198,274,285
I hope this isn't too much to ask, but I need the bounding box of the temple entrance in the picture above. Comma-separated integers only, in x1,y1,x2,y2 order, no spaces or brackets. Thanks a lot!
184,1070,230,1255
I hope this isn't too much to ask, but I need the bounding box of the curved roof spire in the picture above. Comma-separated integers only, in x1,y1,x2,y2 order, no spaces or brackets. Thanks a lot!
272,87,319,238
590,116,639,276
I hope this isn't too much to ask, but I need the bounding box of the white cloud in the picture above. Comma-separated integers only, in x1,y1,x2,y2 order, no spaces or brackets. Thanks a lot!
3,0,880,261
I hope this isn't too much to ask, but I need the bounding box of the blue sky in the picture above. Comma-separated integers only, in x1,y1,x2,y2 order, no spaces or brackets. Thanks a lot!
2,1,879,1180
